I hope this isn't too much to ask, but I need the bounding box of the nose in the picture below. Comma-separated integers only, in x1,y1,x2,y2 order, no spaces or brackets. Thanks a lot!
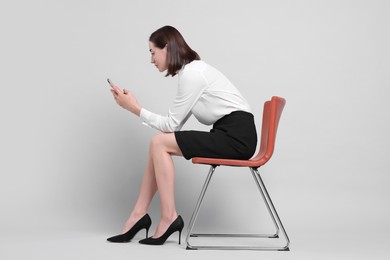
151,56,155,64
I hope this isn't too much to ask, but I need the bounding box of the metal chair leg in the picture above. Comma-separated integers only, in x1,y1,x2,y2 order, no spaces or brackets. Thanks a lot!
250,168,279,238
186,166,290,251
185,165,216,249
251,167,290,251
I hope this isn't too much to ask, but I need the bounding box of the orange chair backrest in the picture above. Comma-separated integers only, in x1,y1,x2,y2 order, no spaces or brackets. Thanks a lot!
251,96,286,166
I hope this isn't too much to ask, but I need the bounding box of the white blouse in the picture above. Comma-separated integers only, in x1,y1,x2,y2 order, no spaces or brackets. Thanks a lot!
140,60,251,133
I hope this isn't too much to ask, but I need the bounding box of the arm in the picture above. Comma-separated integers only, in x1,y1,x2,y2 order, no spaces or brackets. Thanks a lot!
140,70,207,132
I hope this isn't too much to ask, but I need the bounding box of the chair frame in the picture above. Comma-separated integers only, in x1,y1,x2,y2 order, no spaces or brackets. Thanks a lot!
185,96,290,251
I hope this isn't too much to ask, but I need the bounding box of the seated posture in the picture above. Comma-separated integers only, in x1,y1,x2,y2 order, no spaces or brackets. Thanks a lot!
107,25,257,246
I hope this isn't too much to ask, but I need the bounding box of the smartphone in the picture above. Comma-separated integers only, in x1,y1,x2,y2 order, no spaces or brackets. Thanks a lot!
107,78,125,94
107,78,115,88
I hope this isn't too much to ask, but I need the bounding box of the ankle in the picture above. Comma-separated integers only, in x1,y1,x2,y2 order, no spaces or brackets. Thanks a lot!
129,211,147,221
161,212,178,223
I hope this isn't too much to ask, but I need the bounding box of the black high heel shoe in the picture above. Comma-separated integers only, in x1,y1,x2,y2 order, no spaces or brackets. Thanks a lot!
139,215,184,245
107,214,152,243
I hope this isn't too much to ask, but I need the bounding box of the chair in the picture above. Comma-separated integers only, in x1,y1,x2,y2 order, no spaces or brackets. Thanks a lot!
185,96,290,251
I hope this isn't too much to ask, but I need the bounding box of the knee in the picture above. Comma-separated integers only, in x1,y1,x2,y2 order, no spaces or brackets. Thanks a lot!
149,134,165,155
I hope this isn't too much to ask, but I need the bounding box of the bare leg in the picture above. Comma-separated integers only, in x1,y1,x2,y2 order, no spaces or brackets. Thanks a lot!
121,152,157,233
121,133,182,236
148,133,183,238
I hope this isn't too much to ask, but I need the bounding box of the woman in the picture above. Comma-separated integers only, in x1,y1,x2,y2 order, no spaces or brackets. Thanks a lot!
107,25,257,246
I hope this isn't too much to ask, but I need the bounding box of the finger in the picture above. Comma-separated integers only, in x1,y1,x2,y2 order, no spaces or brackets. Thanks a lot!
112,85,122,94
123,89,128,94
110,89,119,96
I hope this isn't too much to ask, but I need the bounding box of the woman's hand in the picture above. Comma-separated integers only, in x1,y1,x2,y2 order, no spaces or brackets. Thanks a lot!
110,86,141,116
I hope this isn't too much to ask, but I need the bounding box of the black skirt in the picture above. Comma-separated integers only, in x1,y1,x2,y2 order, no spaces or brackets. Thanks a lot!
175,111,257,160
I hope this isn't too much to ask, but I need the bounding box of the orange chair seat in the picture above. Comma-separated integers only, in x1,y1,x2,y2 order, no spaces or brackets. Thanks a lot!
192,156,269,168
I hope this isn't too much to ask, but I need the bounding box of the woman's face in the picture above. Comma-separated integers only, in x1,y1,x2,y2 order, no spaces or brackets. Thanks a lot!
149,41,168,72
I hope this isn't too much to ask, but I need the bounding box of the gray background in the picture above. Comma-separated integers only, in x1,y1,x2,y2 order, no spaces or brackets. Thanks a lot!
0,0,389,259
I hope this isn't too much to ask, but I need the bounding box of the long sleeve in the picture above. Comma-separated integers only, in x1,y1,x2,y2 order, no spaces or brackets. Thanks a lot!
140,69,207,132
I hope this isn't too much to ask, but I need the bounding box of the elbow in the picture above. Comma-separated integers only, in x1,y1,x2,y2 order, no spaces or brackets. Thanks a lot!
165,118,182,133
165,124,181,133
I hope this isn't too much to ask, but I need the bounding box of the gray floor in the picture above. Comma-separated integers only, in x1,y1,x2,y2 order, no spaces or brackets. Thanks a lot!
1,226,389,260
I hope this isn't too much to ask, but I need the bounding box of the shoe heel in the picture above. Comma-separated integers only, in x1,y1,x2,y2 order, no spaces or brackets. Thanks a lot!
178,230,182,245
146,227,149,238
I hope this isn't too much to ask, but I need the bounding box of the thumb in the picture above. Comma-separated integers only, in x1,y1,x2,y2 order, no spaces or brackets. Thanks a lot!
123,89,129,94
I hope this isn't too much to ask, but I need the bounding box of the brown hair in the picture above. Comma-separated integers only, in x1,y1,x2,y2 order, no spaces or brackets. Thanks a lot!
149,25,200,77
